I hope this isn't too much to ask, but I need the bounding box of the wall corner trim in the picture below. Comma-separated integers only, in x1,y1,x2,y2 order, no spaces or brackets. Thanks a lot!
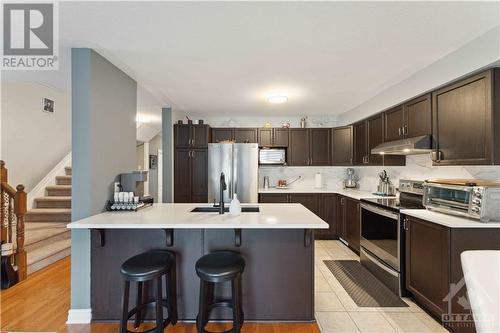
66,308,92,324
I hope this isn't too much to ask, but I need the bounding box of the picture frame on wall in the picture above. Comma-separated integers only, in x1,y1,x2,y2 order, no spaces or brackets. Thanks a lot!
43,98,55,113
149,154,158,169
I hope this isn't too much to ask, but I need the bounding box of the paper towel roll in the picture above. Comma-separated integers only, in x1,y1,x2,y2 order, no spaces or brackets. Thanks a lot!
315,173,323,188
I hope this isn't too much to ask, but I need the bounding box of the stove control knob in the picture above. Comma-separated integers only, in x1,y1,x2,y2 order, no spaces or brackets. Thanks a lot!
474,190,483,199
472,199,481,206
471,206,480,214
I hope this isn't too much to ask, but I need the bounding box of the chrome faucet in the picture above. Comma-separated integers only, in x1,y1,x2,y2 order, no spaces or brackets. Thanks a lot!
214,172,227,214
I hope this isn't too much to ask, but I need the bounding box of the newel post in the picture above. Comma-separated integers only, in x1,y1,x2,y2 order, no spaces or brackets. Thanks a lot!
14,184,27,280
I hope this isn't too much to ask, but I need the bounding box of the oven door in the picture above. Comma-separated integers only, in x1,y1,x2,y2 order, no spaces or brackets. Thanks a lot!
360,203,400,271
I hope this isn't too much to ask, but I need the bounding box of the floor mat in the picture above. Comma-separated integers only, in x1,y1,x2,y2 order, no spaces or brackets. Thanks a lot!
323,260,408,307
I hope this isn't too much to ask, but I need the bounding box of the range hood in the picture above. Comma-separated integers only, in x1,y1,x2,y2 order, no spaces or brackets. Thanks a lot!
371,135,432,155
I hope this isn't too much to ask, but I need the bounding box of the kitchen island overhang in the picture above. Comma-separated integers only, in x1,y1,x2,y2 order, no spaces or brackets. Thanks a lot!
67,203,328,322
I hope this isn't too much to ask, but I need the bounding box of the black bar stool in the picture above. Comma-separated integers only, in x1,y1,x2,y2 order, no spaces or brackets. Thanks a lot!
120,249,178,333
195,251,245,333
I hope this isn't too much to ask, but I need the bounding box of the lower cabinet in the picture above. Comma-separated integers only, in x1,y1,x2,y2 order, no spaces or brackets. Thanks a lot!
405,216,500,333
174,148,208,203
259,193,337,239
336,195,360,253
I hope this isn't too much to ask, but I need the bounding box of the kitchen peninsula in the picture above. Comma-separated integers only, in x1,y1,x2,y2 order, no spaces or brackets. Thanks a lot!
67,203,328,322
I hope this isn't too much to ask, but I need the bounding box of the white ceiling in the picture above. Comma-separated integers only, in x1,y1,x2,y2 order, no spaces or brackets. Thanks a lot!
58,1,499,118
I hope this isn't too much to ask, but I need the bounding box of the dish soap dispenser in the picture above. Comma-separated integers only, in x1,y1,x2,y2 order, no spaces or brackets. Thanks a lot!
229,194,241,216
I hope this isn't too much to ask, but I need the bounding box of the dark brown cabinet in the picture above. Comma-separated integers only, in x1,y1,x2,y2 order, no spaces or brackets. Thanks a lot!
384,95,431,142
318,194,337,239
354,121,367,165
288,129,331,166
432,70,499,165
211,128,234,143
175,124,210,148
309,129,332,165
290,193,320,216
288,129,310,166
258,193,289,203
174,148,208,203
384,105,404,142
405,216,450,318
404,216,500,333
344,197,360,253
404,94,432,138
211,128,258,143
258,128,289,147
336,196,346,240
332,126,353,165
367,115,384,166
335,195,360,253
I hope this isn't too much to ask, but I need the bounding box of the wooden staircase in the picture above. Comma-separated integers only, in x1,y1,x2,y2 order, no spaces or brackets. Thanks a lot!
24,166,71,274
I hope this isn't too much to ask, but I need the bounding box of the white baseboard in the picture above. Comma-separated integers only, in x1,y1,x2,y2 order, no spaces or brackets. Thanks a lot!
66,308,92,324
28,152,72,209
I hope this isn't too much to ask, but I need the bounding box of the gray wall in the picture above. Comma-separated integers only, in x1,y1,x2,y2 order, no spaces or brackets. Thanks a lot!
162,107,173,203
71,48,137,310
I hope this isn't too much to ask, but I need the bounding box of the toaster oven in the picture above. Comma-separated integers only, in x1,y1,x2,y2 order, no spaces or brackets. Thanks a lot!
423,180,500,222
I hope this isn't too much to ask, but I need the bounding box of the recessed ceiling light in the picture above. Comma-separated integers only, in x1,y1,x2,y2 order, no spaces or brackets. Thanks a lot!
267,95,288,104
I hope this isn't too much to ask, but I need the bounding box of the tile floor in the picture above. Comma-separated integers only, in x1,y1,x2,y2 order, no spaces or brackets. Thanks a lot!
314,240,449,333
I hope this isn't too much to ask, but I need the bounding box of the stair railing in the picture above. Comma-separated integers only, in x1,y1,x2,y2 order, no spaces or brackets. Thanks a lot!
1,160,27,281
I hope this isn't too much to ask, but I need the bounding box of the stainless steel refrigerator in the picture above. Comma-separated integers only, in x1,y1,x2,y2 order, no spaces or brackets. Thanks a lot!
208,143,259,204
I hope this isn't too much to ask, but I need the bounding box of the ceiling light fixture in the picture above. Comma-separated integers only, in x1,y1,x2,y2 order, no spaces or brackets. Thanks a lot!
136,114,151,124
267,95,288,104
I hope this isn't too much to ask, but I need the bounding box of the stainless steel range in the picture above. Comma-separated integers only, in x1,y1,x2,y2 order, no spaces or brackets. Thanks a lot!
360,179,424,296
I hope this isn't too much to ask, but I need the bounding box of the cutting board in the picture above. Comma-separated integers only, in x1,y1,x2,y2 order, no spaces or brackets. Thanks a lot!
426,179,500,186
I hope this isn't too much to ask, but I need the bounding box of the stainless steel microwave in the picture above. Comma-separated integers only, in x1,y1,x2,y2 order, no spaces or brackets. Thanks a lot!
423,180,500,222
259,148,286,165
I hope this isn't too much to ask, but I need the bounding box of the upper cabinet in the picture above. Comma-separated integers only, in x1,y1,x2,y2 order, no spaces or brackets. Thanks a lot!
384,105,404,142
211,128,258,143
367,114,384,166
258,128,289,147
354,121,367,165
175,124,210,148
404,94,432,138
332,126,353,166
288,128,331,166
432,69,499,165
383,94,432,142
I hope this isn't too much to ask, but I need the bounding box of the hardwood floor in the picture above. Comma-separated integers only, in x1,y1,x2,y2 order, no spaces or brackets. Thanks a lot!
1,257,320,333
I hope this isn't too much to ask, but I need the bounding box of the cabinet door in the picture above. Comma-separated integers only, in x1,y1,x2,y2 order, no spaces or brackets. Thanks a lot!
192,125,210,147
234,128,258,143
288,129,310,166
345,198,360,253
211,128,234,143
404,94,431,138
336,196,346,240
405,216,450,317
367,115,383,166
309,129,331,166
354,121,367,165
258,193,289,203
258,128,273,147
290,193,320,216
273,128,289,147
318,194,337,239
174,149,191,202
332,126,353,166
384,105,404,142
174,125,192,147
190,149,208,203
432,71,493,165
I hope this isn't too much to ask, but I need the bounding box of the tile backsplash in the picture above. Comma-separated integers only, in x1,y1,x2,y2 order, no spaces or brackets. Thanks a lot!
259,155,500,191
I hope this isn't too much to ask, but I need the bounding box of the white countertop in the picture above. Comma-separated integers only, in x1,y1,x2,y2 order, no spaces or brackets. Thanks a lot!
258,187,395,201
67,203,329,230
401,209,500,228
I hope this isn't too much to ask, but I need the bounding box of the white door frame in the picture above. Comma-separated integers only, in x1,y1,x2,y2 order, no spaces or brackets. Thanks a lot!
157,148,163,203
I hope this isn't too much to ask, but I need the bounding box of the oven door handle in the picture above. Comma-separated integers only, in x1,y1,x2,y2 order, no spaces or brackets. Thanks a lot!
361,203,399,220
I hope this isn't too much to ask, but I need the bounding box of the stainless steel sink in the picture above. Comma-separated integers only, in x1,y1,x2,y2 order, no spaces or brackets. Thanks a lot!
191,206,260,213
